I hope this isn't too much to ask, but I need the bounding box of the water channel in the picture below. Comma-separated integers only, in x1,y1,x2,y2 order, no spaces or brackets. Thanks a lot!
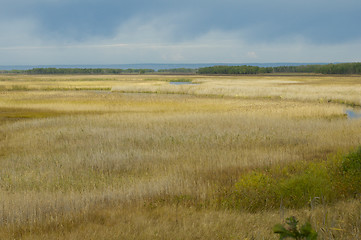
345,109,361,119
169,82,198,85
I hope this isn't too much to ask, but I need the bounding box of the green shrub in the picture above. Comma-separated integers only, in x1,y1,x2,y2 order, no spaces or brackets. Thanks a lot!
225,162,333,211
276,162,334,208
338,147,361,195
273,216,318,240
231,172,278,211
222,147,361,211
342,147,361,174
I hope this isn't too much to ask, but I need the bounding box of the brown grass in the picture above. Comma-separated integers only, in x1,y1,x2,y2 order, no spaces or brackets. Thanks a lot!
0,74,360,239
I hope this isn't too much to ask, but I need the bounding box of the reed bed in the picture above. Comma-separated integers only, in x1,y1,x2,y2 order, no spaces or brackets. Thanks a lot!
0,74,360,239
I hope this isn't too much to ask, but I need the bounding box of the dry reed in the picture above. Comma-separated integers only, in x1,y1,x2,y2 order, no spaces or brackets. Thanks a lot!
0,74,360,239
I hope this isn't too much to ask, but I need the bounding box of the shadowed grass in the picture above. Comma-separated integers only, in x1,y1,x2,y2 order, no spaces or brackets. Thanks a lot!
0,107,64,123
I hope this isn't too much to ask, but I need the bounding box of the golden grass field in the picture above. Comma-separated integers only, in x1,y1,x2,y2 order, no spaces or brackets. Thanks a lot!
0,74,360,239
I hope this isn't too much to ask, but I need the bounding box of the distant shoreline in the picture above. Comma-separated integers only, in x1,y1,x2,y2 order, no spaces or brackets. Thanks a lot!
0,63,332,71
1,62,360,75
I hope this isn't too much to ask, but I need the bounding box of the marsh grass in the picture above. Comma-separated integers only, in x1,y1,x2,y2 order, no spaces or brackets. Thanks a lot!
0,75,360,239
2,199,360,240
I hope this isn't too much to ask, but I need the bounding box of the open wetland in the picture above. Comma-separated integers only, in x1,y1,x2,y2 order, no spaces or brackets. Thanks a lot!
0,74,360,239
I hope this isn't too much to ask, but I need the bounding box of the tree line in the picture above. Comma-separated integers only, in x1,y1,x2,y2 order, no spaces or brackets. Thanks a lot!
197,63,361,75
197,65,272,74
0,67,195,75
25,68,155,74
1,63,360,75
0,68,156,74
157,68,197,74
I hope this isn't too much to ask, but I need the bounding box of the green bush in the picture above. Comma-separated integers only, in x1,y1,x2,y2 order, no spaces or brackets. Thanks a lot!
276,162,334,208
231,172,278,211
225,162,333,211
342,147,361,174
339,147,361,195
273,216,318,240
222,147,361,211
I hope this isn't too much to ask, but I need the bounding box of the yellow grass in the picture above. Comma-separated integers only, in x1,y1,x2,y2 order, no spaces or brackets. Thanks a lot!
0,74,360,239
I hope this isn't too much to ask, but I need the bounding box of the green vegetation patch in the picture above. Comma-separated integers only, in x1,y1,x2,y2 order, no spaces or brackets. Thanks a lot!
169,78,193,83
9,85,30,91
221,147,361,211
336,147,361,196
0,107,65,124
273,216,318,240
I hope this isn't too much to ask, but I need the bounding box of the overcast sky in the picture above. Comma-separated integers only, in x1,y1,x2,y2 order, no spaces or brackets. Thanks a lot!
1,0,361,65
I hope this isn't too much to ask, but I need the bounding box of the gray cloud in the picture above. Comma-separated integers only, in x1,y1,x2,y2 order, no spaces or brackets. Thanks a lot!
2,0,361,43
0,0,361,64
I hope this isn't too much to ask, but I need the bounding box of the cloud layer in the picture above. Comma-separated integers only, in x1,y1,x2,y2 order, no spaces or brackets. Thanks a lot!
1,0,361,64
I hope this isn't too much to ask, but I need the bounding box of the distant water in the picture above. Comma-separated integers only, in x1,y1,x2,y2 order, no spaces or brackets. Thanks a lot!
0,63,330,71
170,82,198,85
345,109,361,119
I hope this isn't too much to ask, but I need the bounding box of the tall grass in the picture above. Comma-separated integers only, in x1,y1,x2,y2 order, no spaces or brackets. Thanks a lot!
0,75,360,239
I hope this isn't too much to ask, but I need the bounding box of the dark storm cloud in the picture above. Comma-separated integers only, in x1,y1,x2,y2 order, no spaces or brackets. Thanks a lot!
2,0,361,44
1,0,361,64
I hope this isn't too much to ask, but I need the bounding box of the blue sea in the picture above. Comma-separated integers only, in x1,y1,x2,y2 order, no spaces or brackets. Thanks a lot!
0,63,330,71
